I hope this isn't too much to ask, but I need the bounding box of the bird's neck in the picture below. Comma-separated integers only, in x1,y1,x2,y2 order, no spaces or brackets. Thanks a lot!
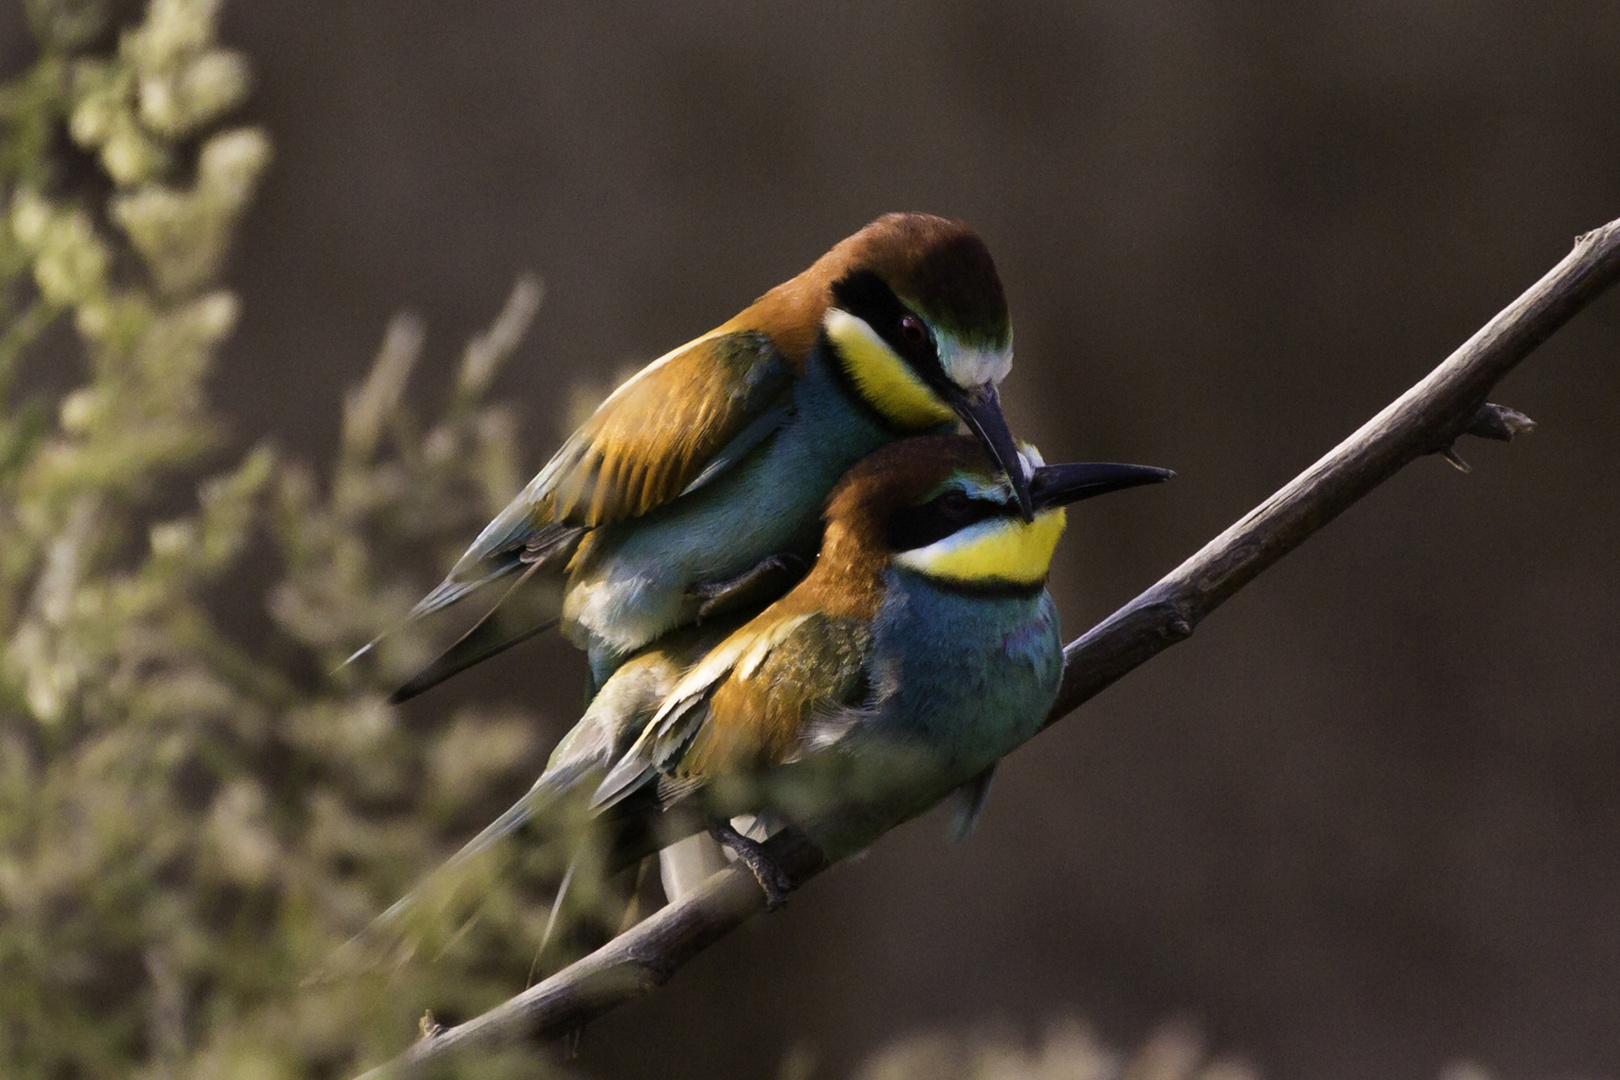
791,518,890,621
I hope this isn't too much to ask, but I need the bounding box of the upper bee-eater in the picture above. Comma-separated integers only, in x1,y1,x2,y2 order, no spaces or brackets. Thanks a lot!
376,434,1171,936
366,213,1039,700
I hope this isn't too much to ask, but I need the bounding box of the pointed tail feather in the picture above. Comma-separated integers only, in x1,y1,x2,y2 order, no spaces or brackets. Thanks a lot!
388,563,565,703
338,558,526,670
390,635,711,917
308,762,594,983
341,518,582,673
379,761,590,924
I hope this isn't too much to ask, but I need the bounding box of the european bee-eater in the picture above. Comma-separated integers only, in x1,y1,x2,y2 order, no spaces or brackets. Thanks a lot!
369,213,1038,700
379,434,1170,933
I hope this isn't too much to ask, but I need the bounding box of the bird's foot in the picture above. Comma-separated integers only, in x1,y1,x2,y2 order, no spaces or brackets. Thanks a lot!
688,554,808,621
708,821,793,911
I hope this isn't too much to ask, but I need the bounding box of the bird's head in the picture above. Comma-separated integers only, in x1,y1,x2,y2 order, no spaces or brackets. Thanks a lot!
816,213,1034,518
820,435,1173,594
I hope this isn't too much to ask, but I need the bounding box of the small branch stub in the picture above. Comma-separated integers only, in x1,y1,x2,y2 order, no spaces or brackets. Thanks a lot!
1434,401,1537,472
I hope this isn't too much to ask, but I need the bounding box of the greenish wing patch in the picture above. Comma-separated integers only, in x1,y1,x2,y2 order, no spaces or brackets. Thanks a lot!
669,613,873,778
588,694,710,811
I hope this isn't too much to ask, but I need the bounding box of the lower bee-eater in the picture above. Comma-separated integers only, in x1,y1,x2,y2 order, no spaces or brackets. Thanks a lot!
376,434,1171,939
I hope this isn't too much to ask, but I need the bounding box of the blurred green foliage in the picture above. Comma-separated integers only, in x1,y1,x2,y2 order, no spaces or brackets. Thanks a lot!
840,1020,1496,1080
845,1019,1258,1080
0,2,580,1076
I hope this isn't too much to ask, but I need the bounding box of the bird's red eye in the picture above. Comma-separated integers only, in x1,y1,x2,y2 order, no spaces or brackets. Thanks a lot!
899,315,927,346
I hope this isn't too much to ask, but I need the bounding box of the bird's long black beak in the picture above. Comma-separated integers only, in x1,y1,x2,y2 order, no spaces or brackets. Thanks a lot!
951,383,1035,522
1029,461,1174,511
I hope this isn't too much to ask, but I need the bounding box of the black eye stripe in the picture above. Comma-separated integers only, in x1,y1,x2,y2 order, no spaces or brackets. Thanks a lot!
830,270,942,376
885,493,1007,552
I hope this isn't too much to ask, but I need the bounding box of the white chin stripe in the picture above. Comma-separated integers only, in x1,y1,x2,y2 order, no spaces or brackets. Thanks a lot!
940,338,1013,389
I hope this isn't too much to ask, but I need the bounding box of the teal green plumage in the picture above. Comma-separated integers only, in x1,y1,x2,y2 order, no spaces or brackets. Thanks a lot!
361,213,1038,700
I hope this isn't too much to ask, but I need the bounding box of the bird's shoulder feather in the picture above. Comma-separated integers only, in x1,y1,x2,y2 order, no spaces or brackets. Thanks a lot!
590,589,876,809
549,328,796,526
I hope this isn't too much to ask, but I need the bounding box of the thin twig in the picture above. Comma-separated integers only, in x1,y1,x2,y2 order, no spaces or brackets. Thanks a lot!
356,216,1620,1079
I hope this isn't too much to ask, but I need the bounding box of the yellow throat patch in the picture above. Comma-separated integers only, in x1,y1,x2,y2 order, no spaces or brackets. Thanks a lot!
892,507,1068,587
823,309,956,431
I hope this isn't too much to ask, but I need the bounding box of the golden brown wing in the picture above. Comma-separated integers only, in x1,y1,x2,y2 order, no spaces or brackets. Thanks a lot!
675,612,872,780
548,328,795,526
406,328,795,621
589,604,874,810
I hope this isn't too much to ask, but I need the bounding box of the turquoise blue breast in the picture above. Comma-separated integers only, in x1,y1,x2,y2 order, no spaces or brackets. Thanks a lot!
871,569,1064,775
783,570,1063,856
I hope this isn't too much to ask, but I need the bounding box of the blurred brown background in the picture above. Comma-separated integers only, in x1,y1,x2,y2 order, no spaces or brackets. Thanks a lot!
6,3,1619,1078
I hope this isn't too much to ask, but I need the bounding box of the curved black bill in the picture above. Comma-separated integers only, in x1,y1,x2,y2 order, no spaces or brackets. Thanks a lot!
952,383,1034,521
1029,461,1175,511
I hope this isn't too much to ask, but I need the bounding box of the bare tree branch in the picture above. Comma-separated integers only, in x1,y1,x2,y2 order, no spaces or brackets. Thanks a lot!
1045,218,1620,719
356,216,1620,1079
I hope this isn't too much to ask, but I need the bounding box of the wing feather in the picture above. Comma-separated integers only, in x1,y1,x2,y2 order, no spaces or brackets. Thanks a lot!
590,605,873,811
386,328,795,640
560,329,793,527
452,330,791,583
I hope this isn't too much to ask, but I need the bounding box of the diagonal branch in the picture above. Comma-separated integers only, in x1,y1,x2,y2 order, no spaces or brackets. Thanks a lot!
356,216,1620,1079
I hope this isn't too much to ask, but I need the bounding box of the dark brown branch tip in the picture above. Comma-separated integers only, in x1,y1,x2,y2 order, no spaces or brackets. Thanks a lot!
1465,402,1537,442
